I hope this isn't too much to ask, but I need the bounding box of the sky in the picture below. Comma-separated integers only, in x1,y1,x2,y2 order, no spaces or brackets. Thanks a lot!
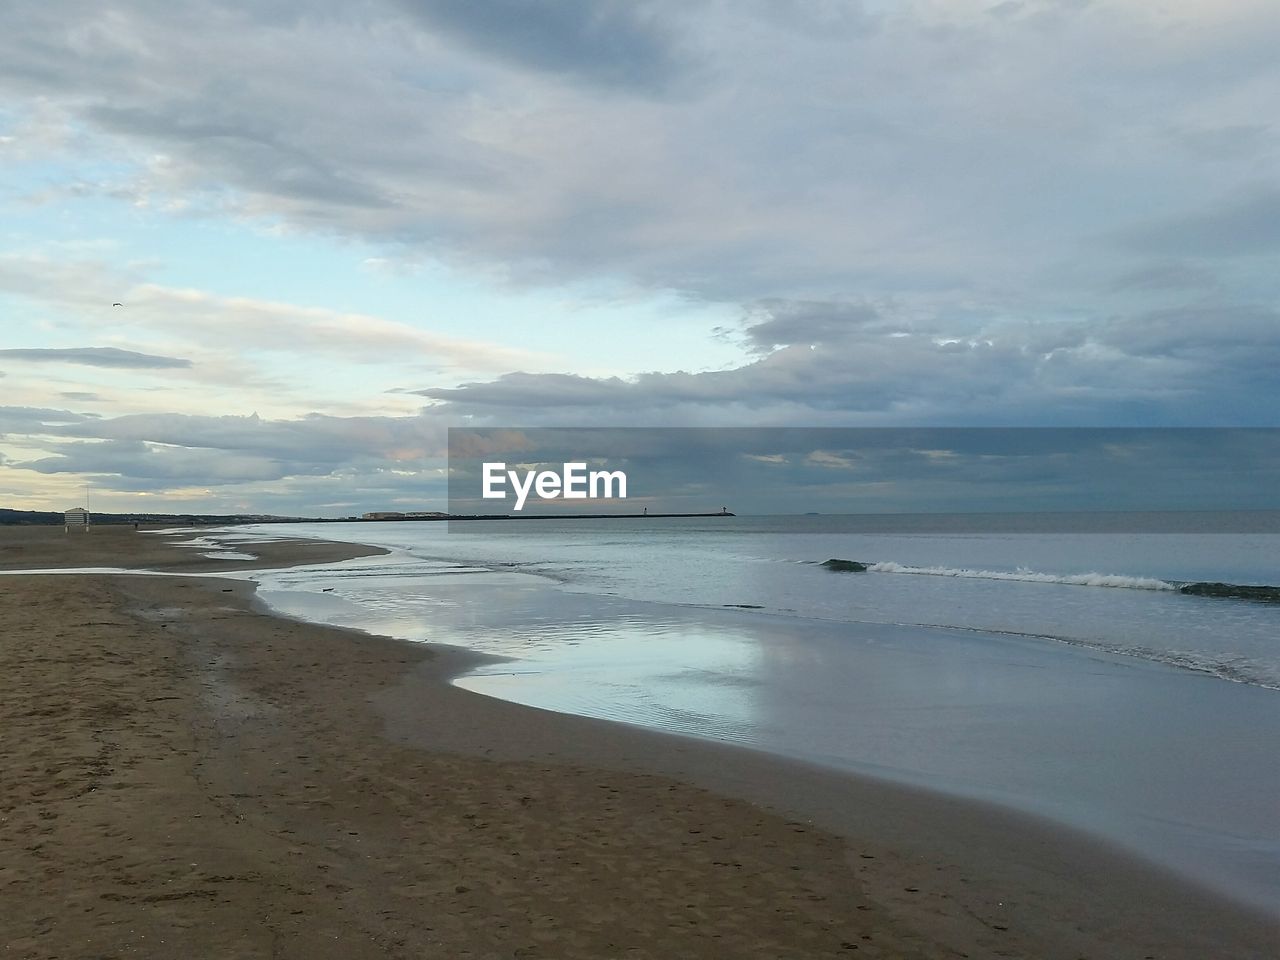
1,1,1278,516
446,427,1280,515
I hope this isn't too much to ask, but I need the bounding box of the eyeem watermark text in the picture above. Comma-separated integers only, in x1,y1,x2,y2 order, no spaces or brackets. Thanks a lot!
482,462,627,511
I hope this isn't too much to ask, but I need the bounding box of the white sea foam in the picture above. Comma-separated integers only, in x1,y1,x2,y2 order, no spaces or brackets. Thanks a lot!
866,561,1177,591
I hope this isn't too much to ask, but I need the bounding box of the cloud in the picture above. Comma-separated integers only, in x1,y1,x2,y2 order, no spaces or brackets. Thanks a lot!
5,0,1278,305
6,402,1277,516
1107,262,1218,292
85,100,393,209
7,408,451,500
0,254,551,374
24,439,298,483
417,372,633,408
1120,189,1280,259
1165,123,1273,162
417,297,1280,426
393,0,691,92
444,426,1280,514
3,0,1280,519
0,405,99,432
133,285,543,371
54,411,449,466
743,301,881,351
0,347,192,369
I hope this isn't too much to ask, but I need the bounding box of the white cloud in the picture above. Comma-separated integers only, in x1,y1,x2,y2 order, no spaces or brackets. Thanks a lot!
2,0,1277,300
0,253,548,373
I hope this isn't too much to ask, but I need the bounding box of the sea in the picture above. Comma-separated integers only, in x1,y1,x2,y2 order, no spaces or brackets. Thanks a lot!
210,512,1280,917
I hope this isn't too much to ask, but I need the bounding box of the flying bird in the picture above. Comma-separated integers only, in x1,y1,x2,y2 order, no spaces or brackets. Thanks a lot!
112,302,123,307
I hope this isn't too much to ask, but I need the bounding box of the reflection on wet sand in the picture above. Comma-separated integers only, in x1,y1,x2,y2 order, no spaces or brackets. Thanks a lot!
254,559,1280,916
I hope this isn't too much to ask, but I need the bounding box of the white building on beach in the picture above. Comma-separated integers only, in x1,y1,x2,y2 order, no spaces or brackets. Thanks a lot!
64,507,91,530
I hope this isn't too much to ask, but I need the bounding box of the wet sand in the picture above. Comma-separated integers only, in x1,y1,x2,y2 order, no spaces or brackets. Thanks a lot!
0,523,388,574
1,525,1276,958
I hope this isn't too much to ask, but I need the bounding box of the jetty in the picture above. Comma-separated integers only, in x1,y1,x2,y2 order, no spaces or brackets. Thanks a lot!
363,511,736,521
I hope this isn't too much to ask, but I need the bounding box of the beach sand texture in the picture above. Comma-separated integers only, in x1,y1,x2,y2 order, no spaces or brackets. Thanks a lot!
1,526,1276,958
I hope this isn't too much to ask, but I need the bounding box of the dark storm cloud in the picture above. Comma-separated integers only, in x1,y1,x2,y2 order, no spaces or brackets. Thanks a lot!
393,0,689,92
0,347,192,369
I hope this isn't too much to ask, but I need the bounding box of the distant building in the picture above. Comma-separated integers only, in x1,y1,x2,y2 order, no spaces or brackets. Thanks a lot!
362,511,405,520
64,507,90,530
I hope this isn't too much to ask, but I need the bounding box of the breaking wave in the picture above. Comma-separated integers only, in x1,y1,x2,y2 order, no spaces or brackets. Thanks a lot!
864,561,1178,592
818,559,1280,603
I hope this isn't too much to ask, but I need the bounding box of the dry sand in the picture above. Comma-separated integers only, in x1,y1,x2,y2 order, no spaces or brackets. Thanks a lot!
1,525,1276,958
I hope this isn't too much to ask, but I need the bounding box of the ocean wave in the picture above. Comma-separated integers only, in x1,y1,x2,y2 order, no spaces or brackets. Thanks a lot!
850,560,1280,602
893,620,1280,691
1035,634,1280,690
864,561,1178,591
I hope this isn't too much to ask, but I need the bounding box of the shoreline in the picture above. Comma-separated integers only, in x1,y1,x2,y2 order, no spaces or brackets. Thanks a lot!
380,642,1280,948
247,526,1280,915
0,524,390,574
2,525,1277,957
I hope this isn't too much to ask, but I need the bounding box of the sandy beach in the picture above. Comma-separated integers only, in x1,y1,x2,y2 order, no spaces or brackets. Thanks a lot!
1,525,1277,959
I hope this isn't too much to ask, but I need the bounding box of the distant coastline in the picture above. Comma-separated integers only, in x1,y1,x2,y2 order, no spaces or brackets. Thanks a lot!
0,506,736,525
